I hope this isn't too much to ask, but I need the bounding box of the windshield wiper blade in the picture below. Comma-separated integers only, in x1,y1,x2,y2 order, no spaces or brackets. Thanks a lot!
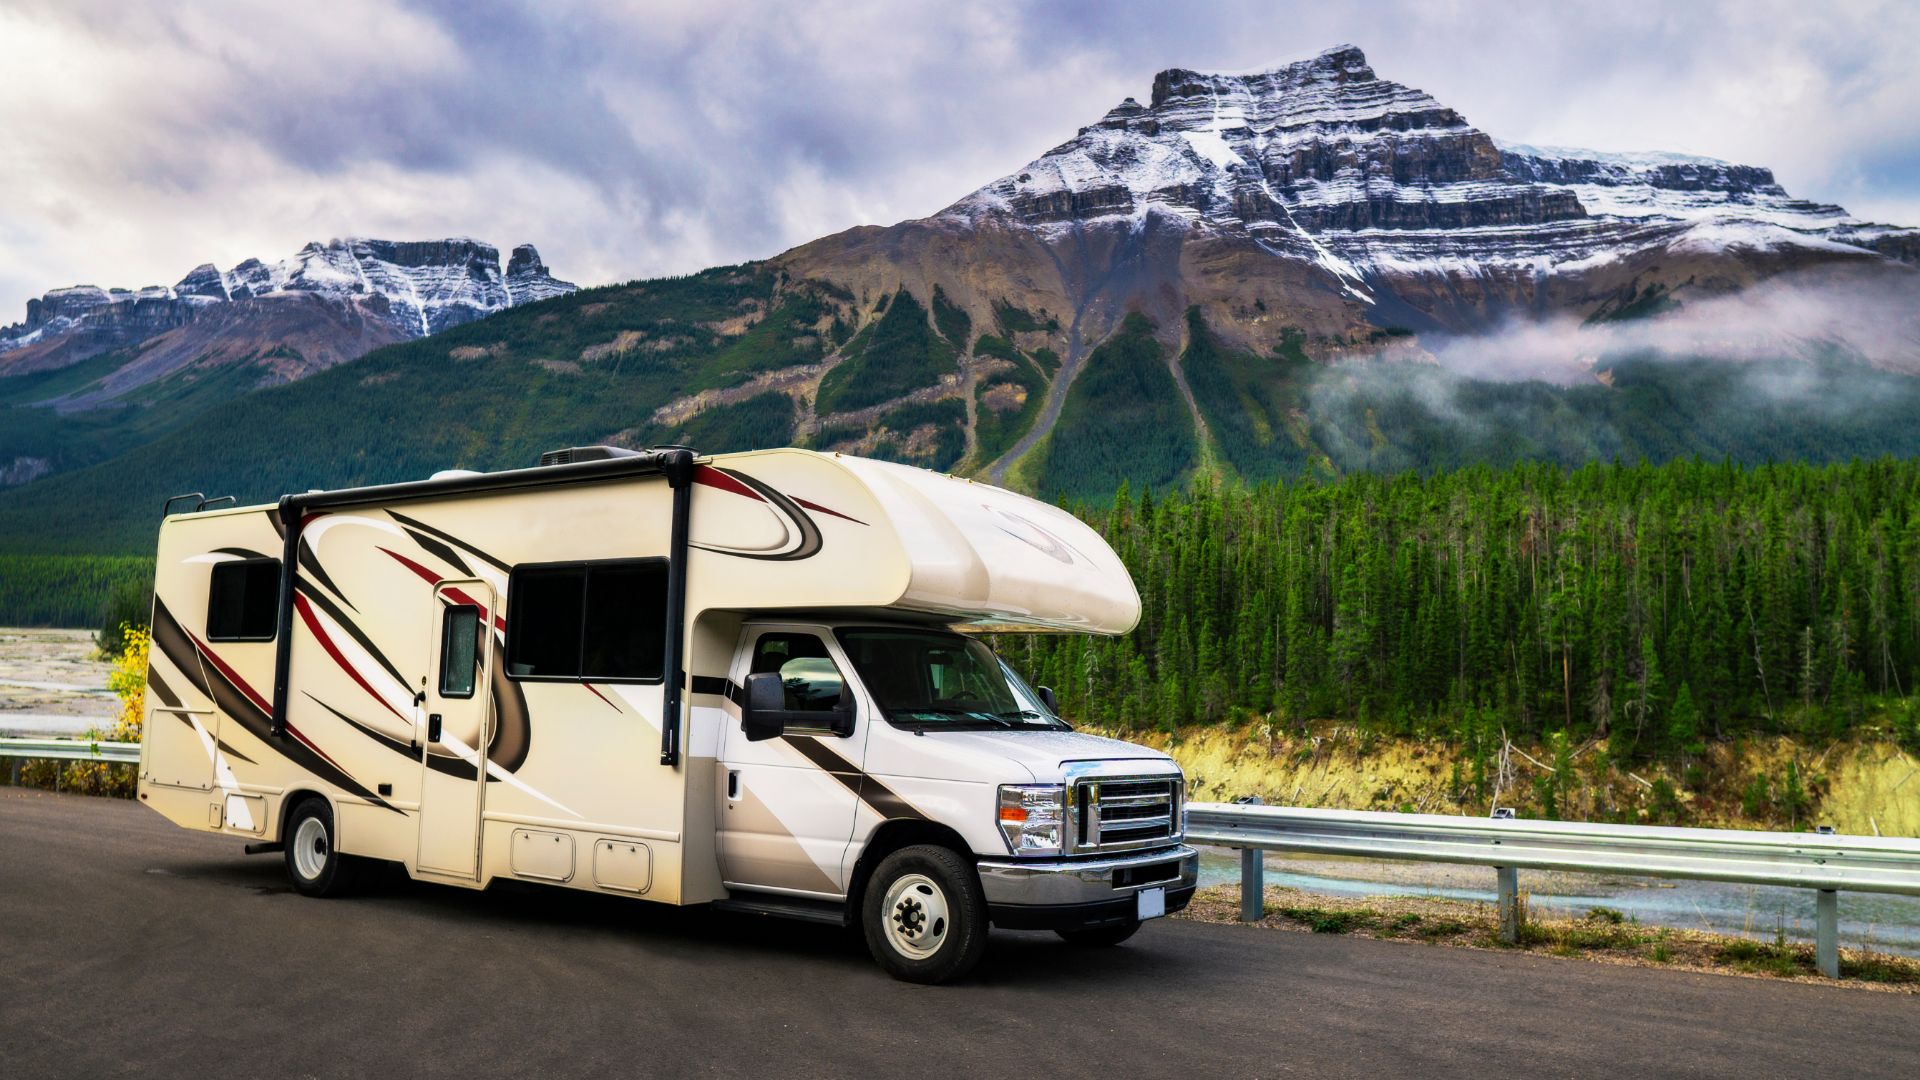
890,706,1018,728
997,708,1069,725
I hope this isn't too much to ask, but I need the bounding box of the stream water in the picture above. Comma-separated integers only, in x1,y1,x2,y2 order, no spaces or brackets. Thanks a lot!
1195,846,1920,957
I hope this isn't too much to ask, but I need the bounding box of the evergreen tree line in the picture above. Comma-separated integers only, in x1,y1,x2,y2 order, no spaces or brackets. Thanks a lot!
0,555,153,631
1002,457,1920,760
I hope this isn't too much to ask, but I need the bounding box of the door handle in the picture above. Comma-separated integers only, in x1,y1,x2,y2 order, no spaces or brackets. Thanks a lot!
428,713,443,742
727,769,739,799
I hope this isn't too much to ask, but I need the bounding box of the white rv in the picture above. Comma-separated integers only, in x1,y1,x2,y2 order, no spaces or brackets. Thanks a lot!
136,446,1196,982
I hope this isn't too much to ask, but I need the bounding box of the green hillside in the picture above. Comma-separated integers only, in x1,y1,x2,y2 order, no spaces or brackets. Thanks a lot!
8,265,1920,626
0,266,813,556
1038,313,1200,499
0,342,294,483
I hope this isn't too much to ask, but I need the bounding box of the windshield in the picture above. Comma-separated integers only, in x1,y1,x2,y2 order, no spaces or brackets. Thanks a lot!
835,628,1069,731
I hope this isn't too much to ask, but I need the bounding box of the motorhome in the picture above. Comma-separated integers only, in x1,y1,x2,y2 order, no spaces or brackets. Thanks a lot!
135,446,1196,982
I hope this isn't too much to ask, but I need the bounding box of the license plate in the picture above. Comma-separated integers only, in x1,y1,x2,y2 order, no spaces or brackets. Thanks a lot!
1136,886,1166,920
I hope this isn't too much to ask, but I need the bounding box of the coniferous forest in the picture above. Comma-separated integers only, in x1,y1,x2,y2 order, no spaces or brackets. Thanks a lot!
1002,457,1920,761
9,455,1920,770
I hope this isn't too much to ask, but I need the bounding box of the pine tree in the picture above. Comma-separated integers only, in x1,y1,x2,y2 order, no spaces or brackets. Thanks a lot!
1667,682,1704,760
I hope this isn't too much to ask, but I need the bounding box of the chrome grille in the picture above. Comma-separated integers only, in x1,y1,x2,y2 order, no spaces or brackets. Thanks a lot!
1070,775,1181,853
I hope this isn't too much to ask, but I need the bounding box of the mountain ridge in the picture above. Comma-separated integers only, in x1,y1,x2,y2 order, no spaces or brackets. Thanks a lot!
0,236,576,389
2,43,1918,568
787,44,1913,353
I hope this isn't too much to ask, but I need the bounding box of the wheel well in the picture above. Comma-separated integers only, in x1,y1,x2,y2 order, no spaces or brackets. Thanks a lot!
275,790,328,842
848,819,976,916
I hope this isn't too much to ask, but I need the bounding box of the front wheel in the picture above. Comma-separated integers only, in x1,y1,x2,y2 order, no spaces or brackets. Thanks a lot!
862,845,988,984
284,797,359,897
1056,919,1141,947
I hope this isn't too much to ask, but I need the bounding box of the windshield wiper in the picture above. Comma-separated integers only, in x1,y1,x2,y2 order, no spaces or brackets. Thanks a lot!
888,706,1018,728
993,709,1062,727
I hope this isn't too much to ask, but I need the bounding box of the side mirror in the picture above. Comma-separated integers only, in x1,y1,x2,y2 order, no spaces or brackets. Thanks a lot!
1037,685,1060,715
742,672,786,742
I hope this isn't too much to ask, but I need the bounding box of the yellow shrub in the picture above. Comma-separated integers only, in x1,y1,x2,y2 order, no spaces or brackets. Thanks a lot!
107,624,148,743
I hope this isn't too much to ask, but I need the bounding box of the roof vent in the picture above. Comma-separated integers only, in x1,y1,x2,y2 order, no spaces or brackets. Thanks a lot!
538,445,642,468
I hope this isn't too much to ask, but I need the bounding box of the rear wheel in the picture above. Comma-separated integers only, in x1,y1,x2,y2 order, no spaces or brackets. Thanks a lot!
862,845,988,984
1056,919,1142,947
284,797,359,897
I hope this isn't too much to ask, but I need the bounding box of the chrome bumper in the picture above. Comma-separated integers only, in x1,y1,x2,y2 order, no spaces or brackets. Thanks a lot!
976,845,1199,908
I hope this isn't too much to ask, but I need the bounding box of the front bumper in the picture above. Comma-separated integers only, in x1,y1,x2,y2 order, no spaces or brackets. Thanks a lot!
977,845,1198,931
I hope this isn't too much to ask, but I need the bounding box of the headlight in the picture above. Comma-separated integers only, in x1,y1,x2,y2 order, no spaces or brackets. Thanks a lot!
997,784,1065,855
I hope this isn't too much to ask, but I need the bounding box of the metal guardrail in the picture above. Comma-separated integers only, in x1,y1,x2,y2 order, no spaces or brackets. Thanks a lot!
1186,801,1920,979
0,737,141,791
0,736,141,764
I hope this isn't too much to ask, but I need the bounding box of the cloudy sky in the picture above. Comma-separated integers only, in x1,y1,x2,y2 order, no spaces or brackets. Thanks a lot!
2,0,1916,318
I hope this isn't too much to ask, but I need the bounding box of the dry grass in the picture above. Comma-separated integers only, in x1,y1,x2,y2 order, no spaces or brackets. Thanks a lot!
1088,721,1919,834
1176,884,1920,992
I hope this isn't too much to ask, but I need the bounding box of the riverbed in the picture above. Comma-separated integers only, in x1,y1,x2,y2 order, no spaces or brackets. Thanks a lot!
0,628,118,736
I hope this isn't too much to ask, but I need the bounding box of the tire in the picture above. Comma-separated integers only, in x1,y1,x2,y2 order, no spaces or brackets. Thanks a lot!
861,845,989,984
1056,919,1142,947
284,797,359,898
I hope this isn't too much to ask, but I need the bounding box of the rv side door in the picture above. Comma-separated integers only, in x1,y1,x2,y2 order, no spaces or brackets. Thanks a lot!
417,581,494,878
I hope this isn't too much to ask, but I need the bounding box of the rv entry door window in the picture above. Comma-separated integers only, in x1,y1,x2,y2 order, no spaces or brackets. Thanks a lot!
438,605,481,698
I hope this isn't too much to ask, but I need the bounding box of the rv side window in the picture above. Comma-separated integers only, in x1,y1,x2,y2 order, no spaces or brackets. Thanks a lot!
207,558,280,642
581,562,667,681
506,559,667,683
506,566,584,678
439,605,481,698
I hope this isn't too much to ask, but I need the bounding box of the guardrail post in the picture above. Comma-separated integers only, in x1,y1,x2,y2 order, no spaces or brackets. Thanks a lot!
1815,889,1839,978
1496,866,1520,943
1240,847,1265,921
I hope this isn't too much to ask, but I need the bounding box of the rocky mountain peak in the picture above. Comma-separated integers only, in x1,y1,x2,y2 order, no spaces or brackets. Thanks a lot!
1,237,580,373
505,244,575,306
1148,43,1380,112
939,42,1916,314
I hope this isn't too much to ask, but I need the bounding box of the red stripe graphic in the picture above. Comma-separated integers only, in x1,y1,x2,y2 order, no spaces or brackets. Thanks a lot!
793,496,866,526
186,630,272,714
380,546,442,585
294,593,405,720
382,547,506,631
693,464,763,501
695,463,864,525
583,682,620,711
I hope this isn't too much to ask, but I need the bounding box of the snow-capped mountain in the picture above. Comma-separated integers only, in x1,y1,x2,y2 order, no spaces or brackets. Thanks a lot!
952,43,1915,280
0,238,576,380
787,44,1915,355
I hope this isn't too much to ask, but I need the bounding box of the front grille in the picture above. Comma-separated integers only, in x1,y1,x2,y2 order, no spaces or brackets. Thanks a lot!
1071,775,1180,853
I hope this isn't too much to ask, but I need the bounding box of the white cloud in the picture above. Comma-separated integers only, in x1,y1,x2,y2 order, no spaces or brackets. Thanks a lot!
0,0,1915,320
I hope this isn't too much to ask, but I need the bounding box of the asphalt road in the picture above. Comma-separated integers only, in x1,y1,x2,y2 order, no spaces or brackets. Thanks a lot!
2,789,1914,1079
